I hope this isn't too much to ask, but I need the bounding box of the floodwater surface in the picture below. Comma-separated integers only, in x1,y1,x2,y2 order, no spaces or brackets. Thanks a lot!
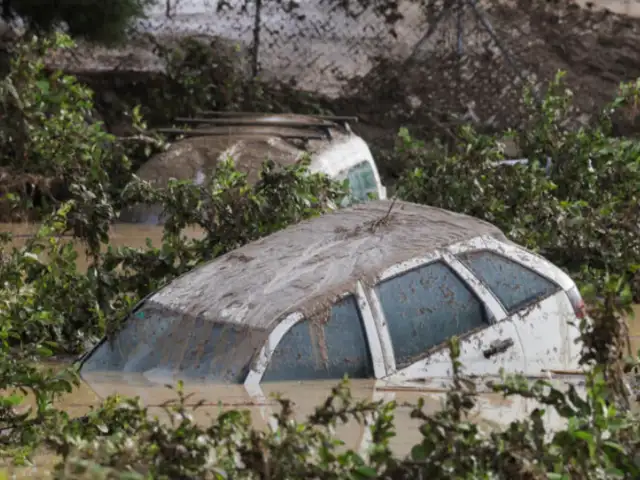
0,222,206,272
0,365,586,479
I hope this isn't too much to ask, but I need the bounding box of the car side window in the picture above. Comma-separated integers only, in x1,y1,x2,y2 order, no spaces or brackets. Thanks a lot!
456,250,559,313
375,260,488,367
262,295,374,382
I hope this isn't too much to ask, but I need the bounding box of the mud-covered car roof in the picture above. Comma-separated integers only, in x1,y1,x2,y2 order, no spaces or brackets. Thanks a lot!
149,200,505,332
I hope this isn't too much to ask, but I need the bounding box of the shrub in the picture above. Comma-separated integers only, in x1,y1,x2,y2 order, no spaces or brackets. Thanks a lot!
0,33,138,220
0,34,639,480
395,71,640,299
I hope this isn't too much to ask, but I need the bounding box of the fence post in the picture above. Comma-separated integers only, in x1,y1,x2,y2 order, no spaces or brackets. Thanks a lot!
251,0,262,79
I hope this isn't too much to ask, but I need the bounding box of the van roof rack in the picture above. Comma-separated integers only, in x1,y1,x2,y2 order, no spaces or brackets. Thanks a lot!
173,117,334,129
197,111,359,125
154,127,328,140
155,112,359,140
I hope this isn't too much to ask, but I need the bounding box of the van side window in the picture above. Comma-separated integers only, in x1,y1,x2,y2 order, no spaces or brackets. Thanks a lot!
262,295,374,382
375,261,487,367
457,250,559,313
339,161,379,206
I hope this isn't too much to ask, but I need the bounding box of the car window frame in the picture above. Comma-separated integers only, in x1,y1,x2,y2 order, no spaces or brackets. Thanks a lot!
455,248,561,315
244,286,386,389
446,236,566,316
364,249,508,374
446,234,575,292
79,299,269,384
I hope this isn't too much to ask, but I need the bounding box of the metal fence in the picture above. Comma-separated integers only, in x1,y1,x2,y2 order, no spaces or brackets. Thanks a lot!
48,1,640,133
132,0,428,97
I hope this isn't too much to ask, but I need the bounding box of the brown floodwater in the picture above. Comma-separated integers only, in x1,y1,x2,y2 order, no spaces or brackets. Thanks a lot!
1,222,640,478
0,222,206,272
0,367,586,479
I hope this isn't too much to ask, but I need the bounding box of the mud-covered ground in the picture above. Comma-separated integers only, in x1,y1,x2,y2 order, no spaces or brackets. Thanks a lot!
45,0,427,97
336,1,640,141
32,1,640,186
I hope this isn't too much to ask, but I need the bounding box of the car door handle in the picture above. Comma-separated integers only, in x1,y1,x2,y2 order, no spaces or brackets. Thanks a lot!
483,338,515,359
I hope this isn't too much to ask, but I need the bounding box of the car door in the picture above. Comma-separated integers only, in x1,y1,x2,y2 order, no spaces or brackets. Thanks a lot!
451,237,579,375
243,293,385,451
363,252,526,384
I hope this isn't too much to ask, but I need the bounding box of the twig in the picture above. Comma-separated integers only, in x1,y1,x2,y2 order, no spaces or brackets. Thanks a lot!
368,197,397,233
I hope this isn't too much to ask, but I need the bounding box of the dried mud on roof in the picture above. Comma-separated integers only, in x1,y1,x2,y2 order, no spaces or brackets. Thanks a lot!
150,200,503,333
136,134,303,187
135,115,351,187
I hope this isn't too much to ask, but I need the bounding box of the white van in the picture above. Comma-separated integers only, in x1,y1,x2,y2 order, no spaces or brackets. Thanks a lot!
121,113,386,224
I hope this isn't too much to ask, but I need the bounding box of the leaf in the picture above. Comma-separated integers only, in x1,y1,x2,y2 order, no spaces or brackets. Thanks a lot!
572,430,594,444
603,441,626,454
36,345,53,357
411,444,427,461
353,466,378,478
36,80,50,94
0,394,24,407
603,467,625,478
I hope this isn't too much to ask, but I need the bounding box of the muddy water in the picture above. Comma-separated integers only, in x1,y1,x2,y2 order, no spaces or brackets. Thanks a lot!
1,368,552,479
0,223,206,272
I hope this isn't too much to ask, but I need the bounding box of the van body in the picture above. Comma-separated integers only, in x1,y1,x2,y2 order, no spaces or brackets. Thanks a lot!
121,114,387,224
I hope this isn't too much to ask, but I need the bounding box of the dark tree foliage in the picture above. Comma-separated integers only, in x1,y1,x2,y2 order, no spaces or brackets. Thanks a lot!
1,0,156,44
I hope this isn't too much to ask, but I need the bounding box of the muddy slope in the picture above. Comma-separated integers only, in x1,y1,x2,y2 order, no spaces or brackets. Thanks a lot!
339,1,640,141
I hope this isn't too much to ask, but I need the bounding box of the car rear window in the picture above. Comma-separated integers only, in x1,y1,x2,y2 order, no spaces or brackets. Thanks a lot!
456,250,559,313
375,260,488,367
80,301,268,384
262,295,374,382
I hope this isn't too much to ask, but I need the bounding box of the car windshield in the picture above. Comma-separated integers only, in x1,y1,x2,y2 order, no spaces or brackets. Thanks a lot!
80,300,269,384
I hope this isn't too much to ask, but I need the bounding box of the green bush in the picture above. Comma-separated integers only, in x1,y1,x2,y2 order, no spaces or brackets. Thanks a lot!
0,35,640,480
0,33,140,220
7,0,153,45
395,71,640,299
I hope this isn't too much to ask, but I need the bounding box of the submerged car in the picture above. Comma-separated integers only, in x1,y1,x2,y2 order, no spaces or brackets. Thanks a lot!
83,199,585,382
121,112,387,224
78,200,587,452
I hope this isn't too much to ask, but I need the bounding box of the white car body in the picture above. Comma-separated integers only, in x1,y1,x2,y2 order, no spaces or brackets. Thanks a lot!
80,200,586,453
238,233,583,386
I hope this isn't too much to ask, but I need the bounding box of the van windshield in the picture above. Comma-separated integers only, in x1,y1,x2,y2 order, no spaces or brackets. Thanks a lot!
338,160,380,205
80,300,268,384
